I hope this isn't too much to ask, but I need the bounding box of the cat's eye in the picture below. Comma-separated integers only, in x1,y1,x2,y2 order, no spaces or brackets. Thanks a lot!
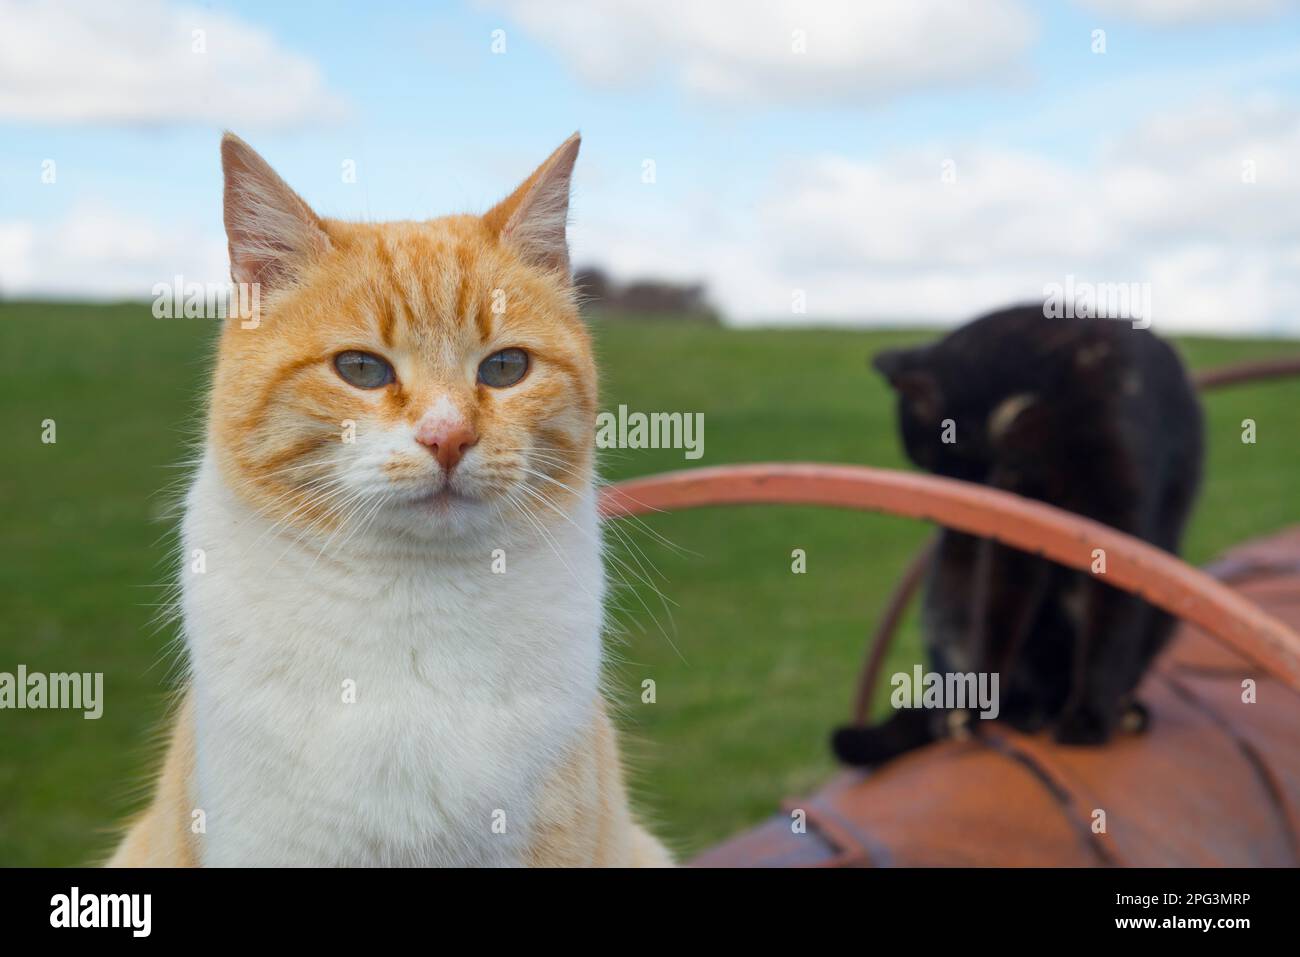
478,348,529,388
334,351,395,390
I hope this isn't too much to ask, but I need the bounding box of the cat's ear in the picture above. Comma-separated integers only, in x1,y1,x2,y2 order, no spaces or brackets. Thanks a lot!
484,132,581,274
871,348,910,381
221,132,330,291
873,349,941,421
893,371,942,422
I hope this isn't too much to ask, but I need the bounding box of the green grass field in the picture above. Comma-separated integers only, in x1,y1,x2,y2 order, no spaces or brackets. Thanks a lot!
2,300,1297,865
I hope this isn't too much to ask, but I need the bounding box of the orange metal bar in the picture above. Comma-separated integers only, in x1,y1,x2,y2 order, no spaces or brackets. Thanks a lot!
850,534,937,726
1192,356,1300,390
598,463,1300,693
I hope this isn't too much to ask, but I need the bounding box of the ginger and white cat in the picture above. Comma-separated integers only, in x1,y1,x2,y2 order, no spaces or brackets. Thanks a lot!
108,133,671,867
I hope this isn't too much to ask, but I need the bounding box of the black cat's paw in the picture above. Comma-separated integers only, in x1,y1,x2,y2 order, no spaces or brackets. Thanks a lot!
830,725,901,767
1120,700,1151,734
1052,707,1114,746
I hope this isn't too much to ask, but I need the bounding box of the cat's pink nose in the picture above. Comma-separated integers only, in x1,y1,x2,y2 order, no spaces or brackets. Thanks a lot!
415,420,479,471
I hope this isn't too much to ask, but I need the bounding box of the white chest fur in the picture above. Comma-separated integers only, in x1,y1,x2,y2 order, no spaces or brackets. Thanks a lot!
180,458,605,866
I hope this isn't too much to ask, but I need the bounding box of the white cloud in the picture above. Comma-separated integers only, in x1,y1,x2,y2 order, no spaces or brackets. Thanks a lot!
573,96,1300,336
484,0,1037,104
0,207,227,299
0,0,345,126
10,97,1297,338
1077,0,1295,26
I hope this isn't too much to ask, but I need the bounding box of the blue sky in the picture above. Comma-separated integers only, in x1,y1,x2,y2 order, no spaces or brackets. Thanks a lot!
3,0,1299,333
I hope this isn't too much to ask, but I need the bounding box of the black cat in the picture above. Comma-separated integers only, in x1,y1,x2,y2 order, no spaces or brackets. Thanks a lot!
833,304,1204,766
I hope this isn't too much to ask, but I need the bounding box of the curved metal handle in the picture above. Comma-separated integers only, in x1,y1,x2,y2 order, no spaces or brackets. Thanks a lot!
1191,355,1300,390
598,462,1300,693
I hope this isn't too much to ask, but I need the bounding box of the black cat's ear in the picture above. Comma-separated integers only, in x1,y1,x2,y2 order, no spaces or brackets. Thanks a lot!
871,348,908,380
873,349,942,422
894,371,942,422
